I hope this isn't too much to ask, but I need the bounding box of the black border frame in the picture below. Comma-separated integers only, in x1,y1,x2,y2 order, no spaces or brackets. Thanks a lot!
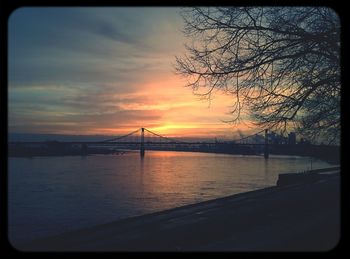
1,0,347,257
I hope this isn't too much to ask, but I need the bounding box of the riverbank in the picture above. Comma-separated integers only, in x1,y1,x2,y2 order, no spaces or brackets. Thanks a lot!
17,167,340,252
8,142,340,164
8,144,129,157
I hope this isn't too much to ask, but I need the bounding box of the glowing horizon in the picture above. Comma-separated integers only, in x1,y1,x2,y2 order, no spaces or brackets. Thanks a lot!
8,7,260,140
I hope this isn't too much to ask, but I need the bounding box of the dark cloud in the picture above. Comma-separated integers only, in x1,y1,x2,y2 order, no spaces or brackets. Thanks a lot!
8,58,160,88
65,109,162,124
7,6,186,119
8,8,172,87
9,108,163,134
91,20,135,44
8,7,188,135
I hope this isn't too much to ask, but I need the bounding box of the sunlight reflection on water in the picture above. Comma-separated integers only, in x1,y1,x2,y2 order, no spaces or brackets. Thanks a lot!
8,151,331,244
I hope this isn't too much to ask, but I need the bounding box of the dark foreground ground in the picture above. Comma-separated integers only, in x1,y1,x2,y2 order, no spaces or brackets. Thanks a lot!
18,170,340,252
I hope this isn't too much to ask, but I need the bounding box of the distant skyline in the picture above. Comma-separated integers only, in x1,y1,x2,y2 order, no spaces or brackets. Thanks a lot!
8,7,259,139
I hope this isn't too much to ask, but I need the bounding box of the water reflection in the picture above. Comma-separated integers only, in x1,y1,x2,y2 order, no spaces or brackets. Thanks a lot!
264,158,268,177
8,151,332,244
140,155,144,174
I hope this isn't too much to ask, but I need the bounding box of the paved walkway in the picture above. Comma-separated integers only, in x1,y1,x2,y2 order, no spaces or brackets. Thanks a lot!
19,172,340,252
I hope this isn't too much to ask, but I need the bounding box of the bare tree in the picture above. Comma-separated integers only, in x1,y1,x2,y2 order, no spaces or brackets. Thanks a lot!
175,7,340,144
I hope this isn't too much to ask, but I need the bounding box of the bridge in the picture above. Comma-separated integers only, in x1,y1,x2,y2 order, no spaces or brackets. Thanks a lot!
76,128,268,158
8,128,340,163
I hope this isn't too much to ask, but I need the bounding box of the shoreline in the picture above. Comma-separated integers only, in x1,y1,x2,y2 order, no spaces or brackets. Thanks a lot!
17,167,340,252
8,149,339,165
8,142,340,164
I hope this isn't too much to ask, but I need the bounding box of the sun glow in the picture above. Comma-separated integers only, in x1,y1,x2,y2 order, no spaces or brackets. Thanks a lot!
9,8,259,140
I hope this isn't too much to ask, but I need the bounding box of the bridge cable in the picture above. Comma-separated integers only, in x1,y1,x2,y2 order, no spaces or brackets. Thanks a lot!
232,128,267,143
144,128,190,144
102,128,141,142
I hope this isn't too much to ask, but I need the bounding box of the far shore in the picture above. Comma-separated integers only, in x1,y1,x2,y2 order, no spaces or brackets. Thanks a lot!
8,141,340,164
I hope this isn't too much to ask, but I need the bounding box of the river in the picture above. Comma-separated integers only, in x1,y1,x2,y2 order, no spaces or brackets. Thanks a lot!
8,151,332,246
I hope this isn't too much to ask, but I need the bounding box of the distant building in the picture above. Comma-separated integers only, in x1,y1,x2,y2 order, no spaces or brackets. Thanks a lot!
288,132,296,145
269,131,282,144
298,138,311,145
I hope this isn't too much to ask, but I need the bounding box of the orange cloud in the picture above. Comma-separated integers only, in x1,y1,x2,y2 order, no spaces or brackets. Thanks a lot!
102,74,257,139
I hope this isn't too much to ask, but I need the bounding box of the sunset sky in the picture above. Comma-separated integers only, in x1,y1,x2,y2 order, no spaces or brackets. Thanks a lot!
8,7,259,140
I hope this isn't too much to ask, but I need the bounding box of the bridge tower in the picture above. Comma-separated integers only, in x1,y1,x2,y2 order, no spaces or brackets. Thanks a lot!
140,127,145,157
264,129,269,159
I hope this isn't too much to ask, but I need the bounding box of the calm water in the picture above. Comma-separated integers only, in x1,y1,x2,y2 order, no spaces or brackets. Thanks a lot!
8,151,331,245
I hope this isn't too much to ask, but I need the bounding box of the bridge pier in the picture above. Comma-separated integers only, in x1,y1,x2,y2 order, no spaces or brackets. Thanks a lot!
264,129,269,159
140,127,145,157
81,143,88,155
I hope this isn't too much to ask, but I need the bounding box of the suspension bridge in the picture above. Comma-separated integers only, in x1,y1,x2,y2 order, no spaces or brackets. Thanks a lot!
97,127,270,158
8,127,340,163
